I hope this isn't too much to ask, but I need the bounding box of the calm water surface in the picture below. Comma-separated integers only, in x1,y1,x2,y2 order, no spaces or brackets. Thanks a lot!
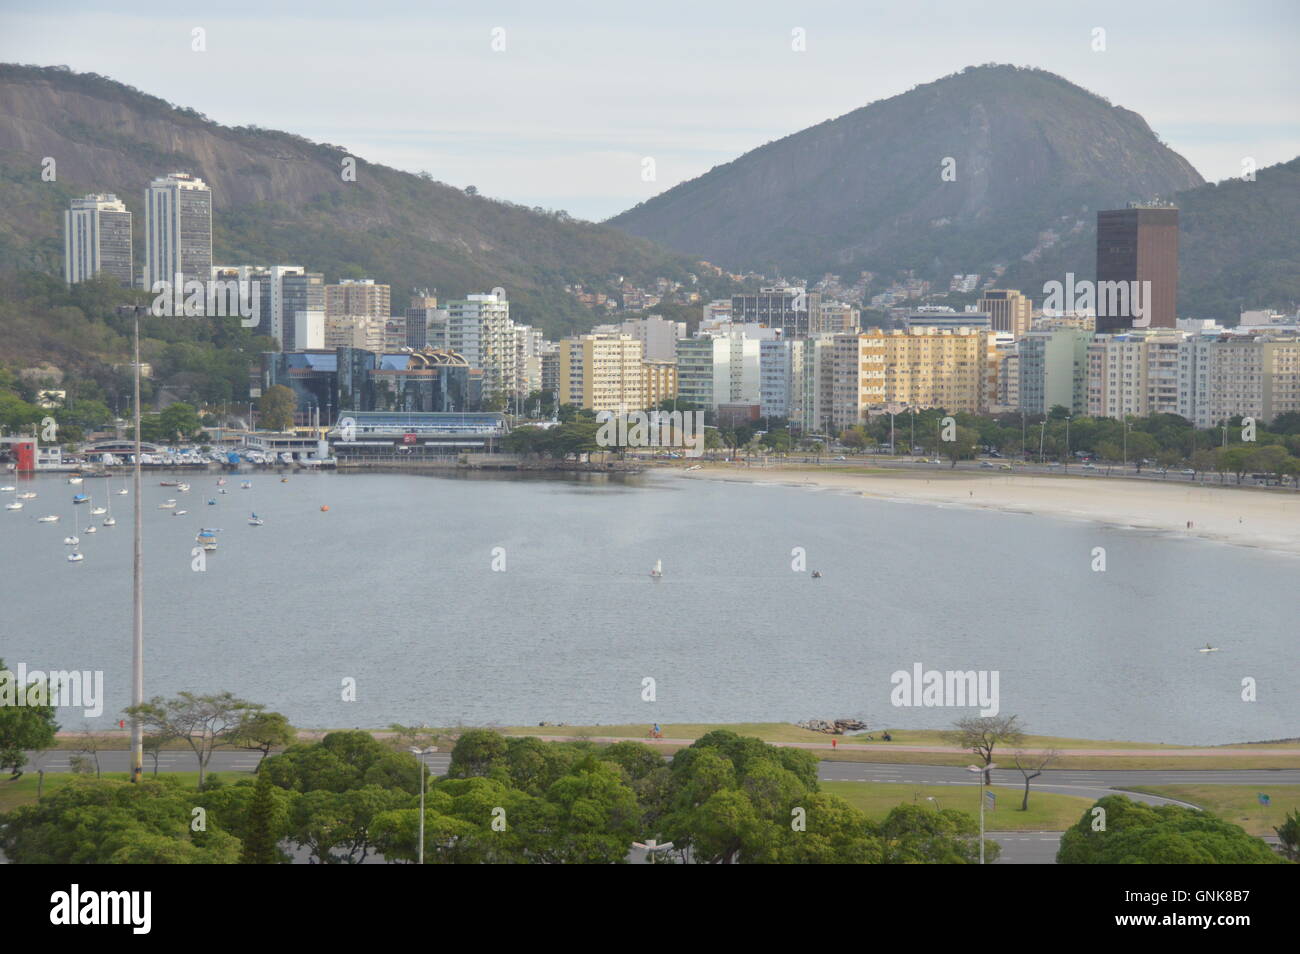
1,470,1295,744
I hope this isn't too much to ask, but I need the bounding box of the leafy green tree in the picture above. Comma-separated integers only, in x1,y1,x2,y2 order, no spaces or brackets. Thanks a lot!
229,710,296,769
0,660,59,779
1274,808,1300,861
0,777,241,864
448,729,510,779
158,401,202,441
257,385,296,431
1058,795,1282,864
126,691,263,789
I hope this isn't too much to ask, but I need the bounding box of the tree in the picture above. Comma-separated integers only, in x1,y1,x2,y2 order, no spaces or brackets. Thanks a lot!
945,425,979,468
240,769,283,863
257,385,296,431
942,715,1025,783
230,710,296,769
158,401,202,441
1059,795,1282,864
1274,808,1300,861
0,660,59,779
448,729,510,779
1011,747,1060,810
126,692,262,789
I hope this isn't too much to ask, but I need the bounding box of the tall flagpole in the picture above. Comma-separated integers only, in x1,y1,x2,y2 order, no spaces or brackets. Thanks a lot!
130,308,144,782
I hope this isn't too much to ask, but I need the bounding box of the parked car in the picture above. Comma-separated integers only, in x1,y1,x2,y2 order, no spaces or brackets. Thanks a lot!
999,463,1012,470
980,461,995,468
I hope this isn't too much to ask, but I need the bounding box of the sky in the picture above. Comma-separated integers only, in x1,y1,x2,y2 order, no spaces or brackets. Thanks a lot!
2,0,1297,222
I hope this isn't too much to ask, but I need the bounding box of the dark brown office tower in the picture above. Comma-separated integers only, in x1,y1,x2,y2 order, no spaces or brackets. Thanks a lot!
1095,205,1178,332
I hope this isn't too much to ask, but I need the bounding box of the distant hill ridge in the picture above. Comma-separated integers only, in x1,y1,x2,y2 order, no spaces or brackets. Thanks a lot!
610,64,1299,321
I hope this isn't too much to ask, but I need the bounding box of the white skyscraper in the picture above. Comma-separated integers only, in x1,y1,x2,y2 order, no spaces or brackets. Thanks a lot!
145,173,212,290
64,194,133,286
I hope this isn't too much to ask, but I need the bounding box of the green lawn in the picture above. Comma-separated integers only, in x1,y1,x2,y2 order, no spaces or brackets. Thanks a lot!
820,780,1092,830
1122,785,1300,836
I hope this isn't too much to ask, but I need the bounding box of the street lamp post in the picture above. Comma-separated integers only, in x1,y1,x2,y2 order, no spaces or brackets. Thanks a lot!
410,746,437,864
967,762,997,864
1064,415,1072,469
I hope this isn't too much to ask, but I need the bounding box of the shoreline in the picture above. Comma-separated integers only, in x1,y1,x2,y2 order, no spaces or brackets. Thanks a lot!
674,464,1300,556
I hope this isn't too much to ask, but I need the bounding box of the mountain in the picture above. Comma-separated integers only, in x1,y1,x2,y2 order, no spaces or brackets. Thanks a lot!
0,64,728,339
609,65,1299,321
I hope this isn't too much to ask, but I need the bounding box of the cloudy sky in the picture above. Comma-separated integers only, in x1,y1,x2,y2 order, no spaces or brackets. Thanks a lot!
2,0,1296,221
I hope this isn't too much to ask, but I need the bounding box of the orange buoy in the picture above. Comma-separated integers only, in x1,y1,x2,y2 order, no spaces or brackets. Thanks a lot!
320,505,330,512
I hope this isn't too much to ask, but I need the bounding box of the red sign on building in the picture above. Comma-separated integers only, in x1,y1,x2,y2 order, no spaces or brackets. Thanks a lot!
402,433,417,445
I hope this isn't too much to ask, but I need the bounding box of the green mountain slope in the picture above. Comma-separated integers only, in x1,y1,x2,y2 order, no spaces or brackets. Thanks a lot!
0,64,724,340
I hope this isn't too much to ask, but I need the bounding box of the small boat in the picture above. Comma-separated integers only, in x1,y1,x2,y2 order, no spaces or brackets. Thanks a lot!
103,516,116,527
64,533,79,545
1198,644,1220,653
68,476,83,485
159,481,179,487
196,529,218,551
0,485,15,492
216,477,227,486
37,515,59,523
67,550,84,563
72,493,90,505
91,505,107,515
84,525,97,534
18,491,37,499
207,498,217,506
241,480,252,490
174,509,189,516
219,489,229,495
5,501,21,511
177,482,191,493
248,512,264,527
650,559,663,579
812,570,822,578
280,477,289,483
116,487,128,496
158,499,176,510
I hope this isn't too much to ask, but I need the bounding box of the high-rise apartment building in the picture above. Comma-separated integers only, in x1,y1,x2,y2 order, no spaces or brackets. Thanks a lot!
64,194,133,286
760,339,804,421
1018,329,1094,415
1085,329,1185,419
405,291,447,351
1095,204,1179,332
831,334,887,431
145,173,212,290
281,272,325,351
326,279,391,321
325,314,388,352
446,292,516,397
1178,333,1300,428
732,286,821,338
979,289,1033,337
866,328,997,413
558,333,645,414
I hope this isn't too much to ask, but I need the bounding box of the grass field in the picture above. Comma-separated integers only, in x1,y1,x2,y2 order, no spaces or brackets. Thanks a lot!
820,780,1092,830
1123,785,1300,836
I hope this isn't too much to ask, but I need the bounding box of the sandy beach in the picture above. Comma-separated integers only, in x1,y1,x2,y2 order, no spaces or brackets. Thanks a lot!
677,464,1300,556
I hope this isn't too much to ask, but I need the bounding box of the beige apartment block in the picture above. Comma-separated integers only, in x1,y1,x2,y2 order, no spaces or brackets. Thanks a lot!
559,333,647,414
642,360,678,410
325,313,388,352
862,328,996,413
979,289,1033,337
325,279,391,320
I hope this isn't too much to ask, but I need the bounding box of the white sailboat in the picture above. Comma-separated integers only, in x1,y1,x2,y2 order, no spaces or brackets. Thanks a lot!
1198,644,1220,653
4,500,21,511
67,549,84,563
158,499,176,510
64,506,79,546
37,514,59,523
0,485,15,492
67,475,83,485
650,559,663,579
103,493,116,526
